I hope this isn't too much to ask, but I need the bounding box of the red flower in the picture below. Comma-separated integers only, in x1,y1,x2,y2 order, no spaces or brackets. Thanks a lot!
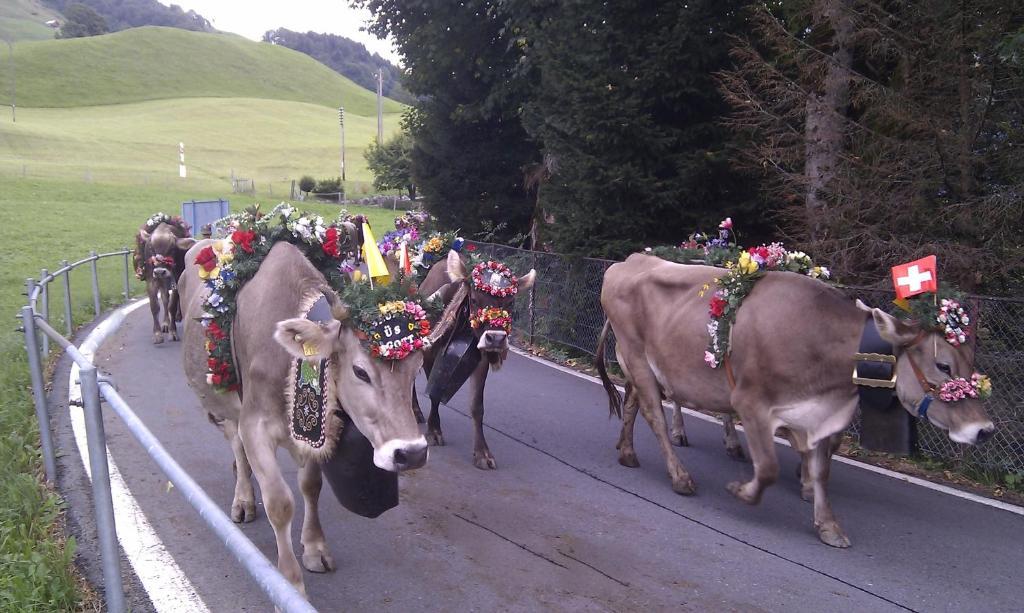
195,246,217,272
211,374,222,385
322,227,340,258
748,246,769,260
231,230,256,254
207,321,226,340
207,357,218,369
709,296,728,318
466,244,477,252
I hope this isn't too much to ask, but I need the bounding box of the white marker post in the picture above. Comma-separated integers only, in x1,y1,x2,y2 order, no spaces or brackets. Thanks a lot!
178,142,186,178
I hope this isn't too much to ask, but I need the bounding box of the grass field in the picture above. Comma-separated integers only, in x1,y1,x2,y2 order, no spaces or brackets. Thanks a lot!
0,0,59,43
7,27,404,114
0,176,400,609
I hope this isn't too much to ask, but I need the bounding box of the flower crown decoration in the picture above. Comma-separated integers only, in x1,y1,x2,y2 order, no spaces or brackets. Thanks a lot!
144,212,191,235
939,373,992,402
471,261,519,297
904,287,973,347
341,276,442,361
470,307,513,333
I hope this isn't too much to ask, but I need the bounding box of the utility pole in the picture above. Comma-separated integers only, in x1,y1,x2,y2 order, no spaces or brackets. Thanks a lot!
376,68,384,144
338,105,346,182
6,40,14,123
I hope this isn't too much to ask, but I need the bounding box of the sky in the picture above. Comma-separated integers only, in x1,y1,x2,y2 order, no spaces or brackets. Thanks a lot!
157,0,400,64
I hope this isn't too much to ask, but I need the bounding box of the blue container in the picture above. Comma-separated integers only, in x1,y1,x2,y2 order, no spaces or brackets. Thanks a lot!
181,199,230,237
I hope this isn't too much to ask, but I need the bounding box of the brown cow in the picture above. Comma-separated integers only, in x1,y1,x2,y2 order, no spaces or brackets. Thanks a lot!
138,222,194,344
597,254,994,547
413,250,536,469
180,240,454,595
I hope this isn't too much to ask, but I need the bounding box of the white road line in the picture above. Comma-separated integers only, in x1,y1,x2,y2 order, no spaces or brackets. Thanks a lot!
69,299,210,613
509,346,1024,517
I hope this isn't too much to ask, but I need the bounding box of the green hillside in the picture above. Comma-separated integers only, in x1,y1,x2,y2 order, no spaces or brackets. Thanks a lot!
9,26,404,113
0,0,60,42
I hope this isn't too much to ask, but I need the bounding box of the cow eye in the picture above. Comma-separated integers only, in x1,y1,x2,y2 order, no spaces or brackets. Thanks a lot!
936,362,952,376
352,365,371,384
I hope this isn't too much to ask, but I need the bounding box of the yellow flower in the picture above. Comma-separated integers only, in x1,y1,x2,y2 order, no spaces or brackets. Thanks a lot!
378,300,405,315
737,252,759,275
698,282,711,298
197,265,220,280
213,239,234,266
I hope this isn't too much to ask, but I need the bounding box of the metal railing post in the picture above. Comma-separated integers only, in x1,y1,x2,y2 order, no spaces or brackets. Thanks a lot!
78,365,126,613
61,260,73,336
122,247,131,301
40,268,50,355
25,278,40,352
90,251,101,317
21,307,57,484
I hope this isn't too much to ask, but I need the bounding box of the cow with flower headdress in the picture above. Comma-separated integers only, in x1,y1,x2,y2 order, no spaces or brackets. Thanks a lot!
178,204,463,599
414,249,536,469
135,212,194,344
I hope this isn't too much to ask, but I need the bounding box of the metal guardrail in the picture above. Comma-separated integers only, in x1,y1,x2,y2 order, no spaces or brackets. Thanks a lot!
19,249,315,613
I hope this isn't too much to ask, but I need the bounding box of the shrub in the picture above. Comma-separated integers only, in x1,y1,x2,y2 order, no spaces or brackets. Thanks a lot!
298,175,316,193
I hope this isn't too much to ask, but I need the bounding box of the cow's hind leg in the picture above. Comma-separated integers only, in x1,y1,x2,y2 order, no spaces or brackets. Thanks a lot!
240,422,305,595
298,461,336,572
668,401,689,447
616,384,641,467
631,365,695,494
224,419,256,523
807,439,849,547
726,402,778,505
723,415,746,461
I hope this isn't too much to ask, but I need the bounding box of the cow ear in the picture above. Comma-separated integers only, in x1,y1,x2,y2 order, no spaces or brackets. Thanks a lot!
447,249,467,282
517,269,536,291
274,319,342,360
139,230,151,243
176,237,196,252
871,308,919,347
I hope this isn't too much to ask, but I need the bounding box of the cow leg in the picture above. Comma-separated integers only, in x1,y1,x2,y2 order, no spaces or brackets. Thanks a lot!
425,399,445,446
148,285,164,344
468,359,495,470
298,461,336,572
807,439,849,548
722,415,746,461
725,407,778,505
668,401,689,447
168,288,180,341
239,423,305,595
633,369,695,494
411,382,425,424
224,420,256,523
616,384,641,468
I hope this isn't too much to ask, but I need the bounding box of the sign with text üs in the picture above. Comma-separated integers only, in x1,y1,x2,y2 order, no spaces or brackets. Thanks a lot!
891,255,937,299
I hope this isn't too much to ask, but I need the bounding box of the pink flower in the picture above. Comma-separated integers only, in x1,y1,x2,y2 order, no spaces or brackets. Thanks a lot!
704,351,719,368
719,217,733,230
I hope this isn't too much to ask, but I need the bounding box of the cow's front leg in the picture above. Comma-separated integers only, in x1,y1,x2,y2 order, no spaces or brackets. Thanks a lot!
725,406,778,505
224,420,256,522
148,286,164,344
239,420,305,595
468,359,495,470
425,398,445,446
722,415,746,461
616,384,641,467
298,461,336,572
668,401,689,447
168,288,180,341
807,438,849,547
411,382,425,424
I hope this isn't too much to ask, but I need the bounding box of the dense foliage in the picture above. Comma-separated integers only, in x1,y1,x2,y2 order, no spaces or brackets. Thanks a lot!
365,132,416,198
262,28,414,104
56,3,108,39
44,0,212,33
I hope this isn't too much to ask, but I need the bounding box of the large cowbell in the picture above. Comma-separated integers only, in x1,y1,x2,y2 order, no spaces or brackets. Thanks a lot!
320,412,398,518
426,305,482,405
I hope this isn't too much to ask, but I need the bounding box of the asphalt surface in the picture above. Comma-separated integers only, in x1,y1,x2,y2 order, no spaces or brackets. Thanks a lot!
57,304,1024,612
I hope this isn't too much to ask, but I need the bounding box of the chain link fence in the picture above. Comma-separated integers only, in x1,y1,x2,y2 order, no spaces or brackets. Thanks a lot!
467,241,1024,477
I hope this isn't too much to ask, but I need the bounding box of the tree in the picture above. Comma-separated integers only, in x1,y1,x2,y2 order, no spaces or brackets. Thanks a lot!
365,132,416,198
45,0,212,34
56,3,108,39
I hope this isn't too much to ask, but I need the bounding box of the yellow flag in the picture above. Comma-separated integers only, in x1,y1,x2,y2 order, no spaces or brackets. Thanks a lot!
892,297,911,312
361,223,391,285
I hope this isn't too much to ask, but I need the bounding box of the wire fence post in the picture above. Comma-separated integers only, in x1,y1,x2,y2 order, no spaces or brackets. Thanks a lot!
122,248,131,302
78,365,126,613
61,260,73,335
529,252,537,345
20,307,57,484
39,268,50,356
25,278,39,352
90,250,101,317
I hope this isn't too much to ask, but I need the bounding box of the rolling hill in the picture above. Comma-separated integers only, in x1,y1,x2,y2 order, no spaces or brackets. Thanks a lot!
0,0,60,42
8,26,404,114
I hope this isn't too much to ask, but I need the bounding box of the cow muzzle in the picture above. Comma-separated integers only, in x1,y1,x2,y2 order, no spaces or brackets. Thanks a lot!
478,330,508,352
153,267,172,279
950,421,996,445
373,436,429,472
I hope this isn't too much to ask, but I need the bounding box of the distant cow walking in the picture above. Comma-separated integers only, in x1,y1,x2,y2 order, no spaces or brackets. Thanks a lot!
136,218,193,343
597,254,994,547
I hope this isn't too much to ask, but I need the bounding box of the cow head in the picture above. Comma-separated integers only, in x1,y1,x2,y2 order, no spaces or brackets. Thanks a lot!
869,307,995,445
274,300,429,473
446,250,536,370
140,223,195,283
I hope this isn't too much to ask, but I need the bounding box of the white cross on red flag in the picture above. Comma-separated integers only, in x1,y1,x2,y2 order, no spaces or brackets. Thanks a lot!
891,255,938,299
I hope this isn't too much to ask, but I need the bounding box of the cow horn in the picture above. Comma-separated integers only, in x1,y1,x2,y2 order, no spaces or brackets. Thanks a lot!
426,283,468,345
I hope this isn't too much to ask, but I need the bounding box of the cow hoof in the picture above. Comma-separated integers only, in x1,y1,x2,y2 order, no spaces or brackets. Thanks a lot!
302,549,336,573
726,481,759,505
161,324,169,334
817,523,851,548
671,476,697,496
670,433,689,447
425,431,445,447
726,444,747,462
801,486,814,503
153,334,164,345
473,452,497,470
618,450,640,468
231,500,257,523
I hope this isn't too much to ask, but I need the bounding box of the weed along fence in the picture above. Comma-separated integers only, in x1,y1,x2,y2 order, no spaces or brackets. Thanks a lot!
19,250,316,613
467,240,1024,480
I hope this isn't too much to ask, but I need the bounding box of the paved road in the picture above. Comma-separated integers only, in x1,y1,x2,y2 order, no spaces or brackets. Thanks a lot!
62,305,1023,612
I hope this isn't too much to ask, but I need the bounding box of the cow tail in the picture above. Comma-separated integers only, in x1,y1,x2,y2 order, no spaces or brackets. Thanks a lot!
595,319,623,419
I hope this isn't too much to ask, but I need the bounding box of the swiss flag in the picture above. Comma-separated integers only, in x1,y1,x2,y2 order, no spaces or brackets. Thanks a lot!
891,255,938,299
